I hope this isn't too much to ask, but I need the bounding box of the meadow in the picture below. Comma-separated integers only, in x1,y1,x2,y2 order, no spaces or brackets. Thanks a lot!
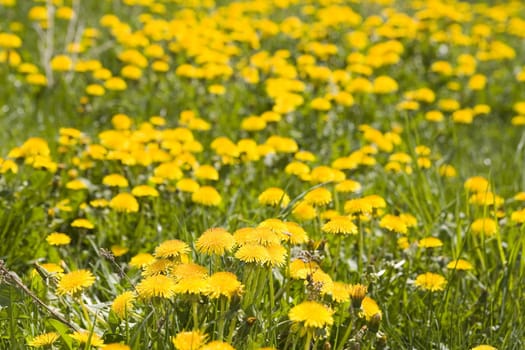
0,0,524,349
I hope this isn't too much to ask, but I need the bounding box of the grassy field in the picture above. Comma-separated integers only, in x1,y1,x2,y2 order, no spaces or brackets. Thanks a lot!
1,0,524,349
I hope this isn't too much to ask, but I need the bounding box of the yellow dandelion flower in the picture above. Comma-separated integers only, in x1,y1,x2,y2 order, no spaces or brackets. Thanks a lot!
464,176,490,193
311,269,333,294
241,116,267,131
418,237,443,248
104,343,131,350
233,227,281,246
174,276,209,295
361,296,382,321
447,259,473,271
285,161,310,176
50,55,72,71
304,187,332,206
322,216,358,235
71,218,94,229
379,214,408,234
172,330,208,350
195,165,219,181
425,110,444,122
86,84,105,96
56,269,95,296
176,178,200,193
329,282,351,303
471,218,498,237
154,162,183,180
132,185,159,197
471,345,497,350
258,218,288,235
136,275,176,299
292,201,317,221
201,341,235,350
129,253,155,268
234,244,270,264
261,111,281,123
110,193,139,213
27,332,60,347
398,237,410,250
258,187,290,207
38,263,64,276
173,263,208,280
105,77,127,91
208,84,226,95
288,301,334,329
70,331,104,347
511,208,525,223
196,228,235,255
141,258,175,277
111,245,129,257
310,165,344,183
344,198,373,215
320,210,340,220
207,271,243,299
283,221,309,244
65,179,88,190
469,192,504,207
414,272,447,292
289,259,320,280
512,116,525,125
111,291,135,318
121,65,142,80
192,186,222,206
399,213,418,227
335,180,362,193
46,232,71,246
310,97,331,111
103,173,129,187
439,164,457,177
154,239,190,259
514,192,525,201
365,195,386,209
265,243,287,267
294,151,316,162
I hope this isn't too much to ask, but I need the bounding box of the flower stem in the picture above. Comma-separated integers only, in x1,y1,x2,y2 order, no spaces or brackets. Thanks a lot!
304,330,312,350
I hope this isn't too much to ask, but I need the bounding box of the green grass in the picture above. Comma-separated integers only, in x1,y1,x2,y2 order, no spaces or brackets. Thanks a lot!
1,0,525,349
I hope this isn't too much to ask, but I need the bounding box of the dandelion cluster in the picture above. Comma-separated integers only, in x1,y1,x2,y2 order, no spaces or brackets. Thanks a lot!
1,0,524,348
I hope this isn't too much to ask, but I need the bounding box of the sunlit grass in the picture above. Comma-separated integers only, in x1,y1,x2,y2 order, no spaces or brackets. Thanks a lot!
1,0,525,349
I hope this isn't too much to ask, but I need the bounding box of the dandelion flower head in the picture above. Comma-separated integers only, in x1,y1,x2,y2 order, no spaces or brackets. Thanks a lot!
56,269,95,296
414,272,447,292
288,301,334,329
172,330,208,350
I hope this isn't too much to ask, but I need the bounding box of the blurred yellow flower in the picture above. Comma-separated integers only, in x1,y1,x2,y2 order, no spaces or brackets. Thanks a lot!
192,186,222,206
46,232,71,246
258,187,290,207
414,272,447,292
50,55,72,71
447,259,473,271
110,193,139,213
